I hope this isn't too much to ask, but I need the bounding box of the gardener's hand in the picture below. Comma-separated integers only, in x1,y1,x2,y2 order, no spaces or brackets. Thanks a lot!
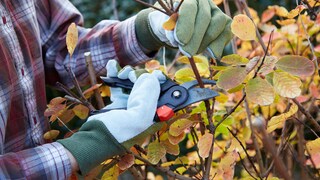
135,0,233,58
58,60,166,175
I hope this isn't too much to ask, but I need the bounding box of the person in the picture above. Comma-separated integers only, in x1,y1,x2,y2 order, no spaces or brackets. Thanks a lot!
0,0,232,179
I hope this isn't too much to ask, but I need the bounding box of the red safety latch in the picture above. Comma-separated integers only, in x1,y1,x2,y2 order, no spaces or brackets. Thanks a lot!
156,105,174,122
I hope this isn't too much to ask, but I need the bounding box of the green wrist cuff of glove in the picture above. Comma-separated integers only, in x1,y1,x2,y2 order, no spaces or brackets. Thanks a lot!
135,9,165,52
135,8,175,52
57,121,127,175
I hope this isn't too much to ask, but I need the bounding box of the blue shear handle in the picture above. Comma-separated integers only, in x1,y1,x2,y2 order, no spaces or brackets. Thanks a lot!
100,77,134,89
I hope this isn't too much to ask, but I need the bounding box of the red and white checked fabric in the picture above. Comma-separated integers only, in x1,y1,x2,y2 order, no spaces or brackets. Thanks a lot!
0,0,151,179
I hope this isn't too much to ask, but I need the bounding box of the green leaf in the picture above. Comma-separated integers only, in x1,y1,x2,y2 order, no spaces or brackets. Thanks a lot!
221,54,249,65
147,141,166,164
217,67,247,90
246,77,275,105
273,71,302,98
275,55,315,77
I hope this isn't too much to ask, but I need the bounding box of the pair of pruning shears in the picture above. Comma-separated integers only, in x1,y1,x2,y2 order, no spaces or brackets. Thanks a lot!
96,76,219,122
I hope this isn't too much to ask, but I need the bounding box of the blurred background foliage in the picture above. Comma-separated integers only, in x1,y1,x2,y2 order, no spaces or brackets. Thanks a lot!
69,0,297,27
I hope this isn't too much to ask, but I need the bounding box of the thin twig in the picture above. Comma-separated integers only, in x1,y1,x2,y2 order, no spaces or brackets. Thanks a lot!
294,117,319,138
57,117,75,134
190,127,205,174
228,128,262,179
216,94,246,128
287,144,319,180
112,0,119,20
292,98,320,132
223,0,237,54
174,0,184,13
56,82,79,99
133,154,193,180
244,93,265,175
157,0,173,15
64,95,83,104
134,0,169,15
237,151,258,180
128,166,144,180
84,52,105,109
257,125,291,180
238,0,267,52
188,57,216,180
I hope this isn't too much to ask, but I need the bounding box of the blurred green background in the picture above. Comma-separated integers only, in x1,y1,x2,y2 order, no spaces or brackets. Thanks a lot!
69,0,298,27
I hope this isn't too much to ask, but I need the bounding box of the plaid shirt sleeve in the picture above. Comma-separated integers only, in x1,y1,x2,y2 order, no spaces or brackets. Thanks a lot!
37,0,152,87
0,142,71,179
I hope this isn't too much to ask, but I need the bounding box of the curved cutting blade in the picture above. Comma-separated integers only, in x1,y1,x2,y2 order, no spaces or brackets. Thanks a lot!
174,87,219,111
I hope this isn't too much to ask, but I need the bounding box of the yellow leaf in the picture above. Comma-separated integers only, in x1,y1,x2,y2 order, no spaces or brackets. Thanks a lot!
213,0,223,5
221,54,249,65
72,104,89,120
246,77,275,105
287,5,305,19
275,55,315,77
177,55,203,64
261,8,276,23
211,66,228,71
162,13,178,31
145,60,161,71
275,6,289,17
49,97,67,106
169,119,194,137
216,150,238,180
306,138,320,156
217,67,247,90
198,133,213,158
66,23,78,57
168,131,186,145
100,85,111,97
118,154,135,171
174,68,195,84
276,19,296,26
245,56,261,73
231,14,257,41
101,165,119,180
267,104,298,133
58,109,75,125
147,141,166,164
227,84,245,93
161,140,180,156
43,130,60,140
83,84,102,99
215,92,228,104
273,71,302,98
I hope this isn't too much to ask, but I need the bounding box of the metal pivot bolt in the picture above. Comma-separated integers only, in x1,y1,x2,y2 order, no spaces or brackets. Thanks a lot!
172,90,181,99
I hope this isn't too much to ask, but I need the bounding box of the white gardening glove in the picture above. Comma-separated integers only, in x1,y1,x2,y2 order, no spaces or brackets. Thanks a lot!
58,60,166,175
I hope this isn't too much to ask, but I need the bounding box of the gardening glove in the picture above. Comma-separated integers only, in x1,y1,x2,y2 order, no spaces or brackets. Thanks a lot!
58,60,166,175
135,0,233,58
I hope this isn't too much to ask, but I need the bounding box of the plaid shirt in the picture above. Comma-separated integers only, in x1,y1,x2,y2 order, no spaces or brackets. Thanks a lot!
0,0,150,179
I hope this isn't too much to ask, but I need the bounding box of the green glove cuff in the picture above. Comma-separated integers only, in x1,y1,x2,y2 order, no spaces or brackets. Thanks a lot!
135,9,165,52
122,122,165,148
57,121,127,175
